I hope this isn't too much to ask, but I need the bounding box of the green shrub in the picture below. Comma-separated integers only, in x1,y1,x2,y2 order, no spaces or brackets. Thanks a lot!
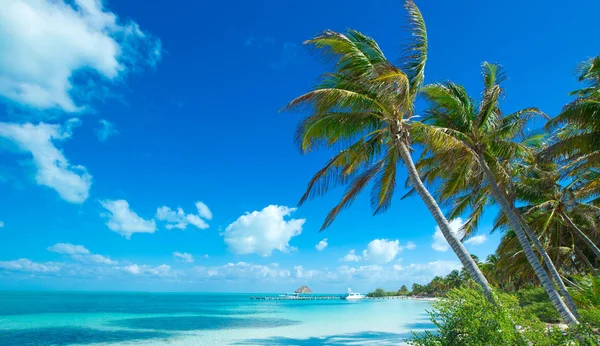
366,288,387,298
523,302,560,323
517,287,549,306
406,287,594,346
516,287,560,323
580,308,600,329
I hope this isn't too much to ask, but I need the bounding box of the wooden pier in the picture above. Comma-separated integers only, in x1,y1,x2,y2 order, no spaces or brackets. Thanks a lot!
249,295,419,301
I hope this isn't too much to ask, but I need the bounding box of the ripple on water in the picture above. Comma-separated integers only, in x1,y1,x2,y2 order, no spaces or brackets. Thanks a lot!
0,327,171,346
110,315,301,331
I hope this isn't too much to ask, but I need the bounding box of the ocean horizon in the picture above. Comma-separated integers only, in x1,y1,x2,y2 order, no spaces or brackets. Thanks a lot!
0,291,434,345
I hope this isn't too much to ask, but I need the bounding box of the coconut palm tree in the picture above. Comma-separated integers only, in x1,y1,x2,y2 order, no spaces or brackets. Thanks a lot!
543,56,600,186
283,1,495,302
415,62,579,324
513,159,600,259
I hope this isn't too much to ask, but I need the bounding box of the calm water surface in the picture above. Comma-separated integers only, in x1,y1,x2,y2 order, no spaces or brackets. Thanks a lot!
0,292,434,345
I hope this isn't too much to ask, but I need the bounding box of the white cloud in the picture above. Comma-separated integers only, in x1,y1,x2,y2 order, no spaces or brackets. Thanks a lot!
95,119,118,142
293,265,318,280
399,260,462,283
315,238,328,251
0,0,161,112
193,262,291,280
340,249,362,262
47,243,89,255
0,250,462,288
120,263,173,277
100,199,156,239
155,201,211,230
464,234,487,246
47,242,117,265
362,239,401,264
0,119,92,203
222,205,304,256
122,264,140,275
195,201,212,220
0,258,61,273
78,253,117,265
432,218,464,252
173,251,194,263
340,239,414,264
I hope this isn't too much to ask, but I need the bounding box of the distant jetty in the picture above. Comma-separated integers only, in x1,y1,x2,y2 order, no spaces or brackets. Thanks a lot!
250,295,435,301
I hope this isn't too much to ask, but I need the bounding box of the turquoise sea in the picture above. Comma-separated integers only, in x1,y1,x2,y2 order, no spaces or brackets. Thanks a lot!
0,292,434,345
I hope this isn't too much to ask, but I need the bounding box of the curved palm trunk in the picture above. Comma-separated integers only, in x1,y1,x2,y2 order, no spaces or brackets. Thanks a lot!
518,220,581,319
477,156,579,325
508,204,581,317
397,141,496,303
561,211,600,259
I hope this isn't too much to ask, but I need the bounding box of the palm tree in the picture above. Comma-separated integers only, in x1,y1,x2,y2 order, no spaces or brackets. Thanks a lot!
445,269,463,290
416,63,579,324
479,255,500,288
513,159,600,259
543,56,600,187
283,0,495,302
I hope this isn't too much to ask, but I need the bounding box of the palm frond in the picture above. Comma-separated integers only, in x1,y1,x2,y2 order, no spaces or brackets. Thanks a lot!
298,132,385,206
295,111,384,152
371,150,398,214
402,0,427,100
321,160,384,230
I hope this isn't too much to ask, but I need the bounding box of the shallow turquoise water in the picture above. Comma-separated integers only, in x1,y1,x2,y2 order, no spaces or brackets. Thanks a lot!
0,292,434,345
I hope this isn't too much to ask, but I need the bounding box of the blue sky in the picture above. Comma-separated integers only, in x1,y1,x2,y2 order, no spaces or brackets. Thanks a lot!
0,0,597,293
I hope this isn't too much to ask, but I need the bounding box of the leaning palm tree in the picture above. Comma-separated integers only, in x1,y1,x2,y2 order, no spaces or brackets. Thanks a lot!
543,56,600,185
283,1,495,302
513,159,600,259
415,63,579,324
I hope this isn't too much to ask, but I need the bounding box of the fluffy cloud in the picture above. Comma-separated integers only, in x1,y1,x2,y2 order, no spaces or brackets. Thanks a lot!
100,199,156,239
193,262,291,280
222,205,304,256
0,249,461,288
432,218,464,252
47,242,117,265
0,258,61,273
340,239,415,264
0,119,92,203
47,243,88,255
95,119,118,142
195,202,212,220
398,261,462,283
173,252,194,263
293,265,318,280
0,0,161,112
340,249,361,262
404,241,416,250
120,264,173,277
431,218,486,251
315,238,328,251
362,239,401,264
464,234,487,246
155,201,212,230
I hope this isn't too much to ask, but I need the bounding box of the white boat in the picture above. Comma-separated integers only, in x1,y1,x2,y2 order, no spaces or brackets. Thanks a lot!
343,288,364,300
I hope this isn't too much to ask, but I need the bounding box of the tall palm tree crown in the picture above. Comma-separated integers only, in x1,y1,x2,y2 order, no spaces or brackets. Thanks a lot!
415,63,580,324
284,4,425,227
544,56,600,197
284,0,496,302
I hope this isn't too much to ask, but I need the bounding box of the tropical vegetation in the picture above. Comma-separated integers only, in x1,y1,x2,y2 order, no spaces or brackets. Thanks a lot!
285,0,599,337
